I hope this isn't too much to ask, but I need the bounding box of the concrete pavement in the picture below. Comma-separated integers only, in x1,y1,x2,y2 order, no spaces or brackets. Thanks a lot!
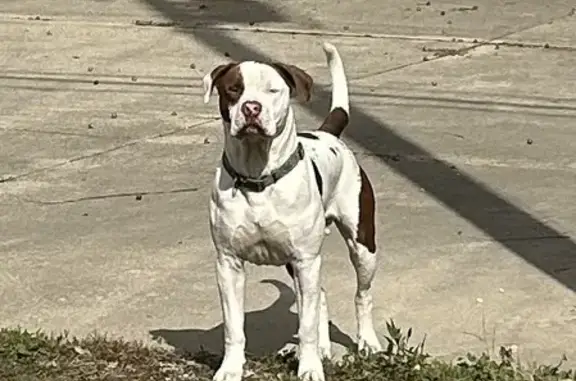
1,0,575,367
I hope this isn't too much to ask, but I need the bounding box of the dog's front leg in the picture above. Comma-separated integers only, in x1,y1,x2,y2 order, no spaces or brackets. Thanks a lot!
214,254,246,381
293,255,325,381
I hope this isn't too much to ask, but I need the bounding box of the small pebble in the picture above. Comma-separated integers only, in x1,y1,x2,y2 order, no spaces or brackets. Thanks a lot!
426,1,431,5
440,10,445,15
93,79,99,85
189,63,196,69
46,30,53,36
499,288,505,293
72,55,80,59
131,76,138,82
224,52,231,57
82,212,89,216
494,44,500,50
476,297,483,303
526,138,533,145
457,230,462,235
110,112,118,119
431,81,438,86
203,137,211,144
171,111,178,116
198,3,207,9
87,123,95,129
135,194,143,201
544,43,550,49
248,21,255,26
87,66,94,72
422,56,429,61
343,25,350,31
324,228,331,235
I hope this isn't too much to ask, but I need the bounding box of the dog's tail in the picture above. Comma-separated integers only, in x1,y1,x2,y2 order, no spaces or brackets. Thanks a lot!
318,42,350,138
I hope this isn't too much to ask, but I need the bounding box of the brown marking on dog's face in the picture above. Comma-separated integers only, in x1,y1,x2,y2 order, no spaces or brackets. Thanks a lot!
357,166,376,253
318,107,349,138
268,62,313,102
208,63,244,123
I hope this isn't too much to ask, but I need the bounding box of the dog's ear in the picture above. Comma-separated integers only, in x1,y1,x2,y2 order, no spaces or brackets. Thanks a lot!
269,63,313,102
202,63,238,104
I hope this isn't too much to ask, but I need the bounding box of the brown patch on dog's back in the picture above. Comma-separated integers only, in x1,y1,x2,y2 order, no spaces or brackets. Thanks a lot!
209,63,244,122
318,107,349,138
357,166,376,253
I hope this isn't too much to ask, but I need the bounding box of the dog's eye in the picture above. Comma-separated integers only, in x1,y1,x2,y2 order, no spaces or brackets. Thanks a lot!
269,88,281,94
228,86,240,94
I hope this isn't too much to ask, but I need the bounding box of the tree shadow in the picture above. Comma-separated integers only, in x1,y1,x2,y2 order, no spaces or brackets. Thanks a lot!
150,279,356,361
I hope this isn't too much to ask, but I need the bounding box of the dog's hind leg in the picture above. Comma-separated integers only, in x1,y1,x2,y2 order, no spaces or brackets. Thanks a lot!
286,264,332,359
335,166,382,353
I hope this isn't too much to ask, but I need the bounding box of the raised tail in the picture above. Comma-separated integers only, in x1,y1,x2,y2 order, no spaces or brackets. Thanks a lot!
318,42,350,138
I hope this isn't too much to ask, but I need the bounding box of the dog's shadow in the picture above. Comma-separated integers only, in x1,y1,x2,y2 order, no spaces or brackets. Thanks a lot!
150,279,355,363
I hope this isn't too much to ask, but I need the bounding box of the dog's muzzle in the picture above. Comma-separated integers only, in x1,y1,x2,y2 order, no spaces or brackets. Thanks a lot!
236,100,268,138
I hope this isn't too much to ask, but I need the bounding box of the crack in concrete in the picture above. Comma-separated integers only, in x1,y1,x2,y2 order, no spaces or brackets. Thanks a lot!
180,24,576,52
0,74,194,88
20,187,199,205
0,127,112,139
1,69,197,81
6,74,575,116
0,119,215,184
498,235,572,242
345,12,576,83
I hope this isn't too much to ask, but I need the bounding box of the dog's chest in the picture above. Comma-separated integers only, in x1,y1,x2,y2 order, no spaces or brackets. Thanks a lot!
215,199,301,266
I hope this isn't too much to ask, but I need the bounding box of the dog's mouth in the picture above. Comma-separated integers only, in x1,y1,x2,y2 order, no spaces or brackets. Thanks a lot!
236,121,269,138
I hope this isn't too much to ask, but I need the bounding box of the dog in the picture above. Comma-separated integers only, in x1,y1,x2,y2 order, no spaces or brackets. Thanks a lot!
202,42,382,381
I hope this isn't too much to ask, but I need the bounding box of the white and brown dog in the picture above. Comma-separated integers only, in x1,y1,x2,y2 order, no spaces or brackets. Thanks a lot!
202,43,382,381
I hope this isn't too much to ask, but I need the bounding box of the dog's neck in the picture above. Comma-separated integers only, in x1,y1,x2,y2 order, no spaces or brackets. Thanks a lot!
223,108,297,179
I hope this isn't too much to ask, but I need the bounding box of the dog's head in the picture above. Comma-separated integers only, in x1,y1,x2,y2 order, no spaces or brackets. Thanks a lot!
203,61,313,140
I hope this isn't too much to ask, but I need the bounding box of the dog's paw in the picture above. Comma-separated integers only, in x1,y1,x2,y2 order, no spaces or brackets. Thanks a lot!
298,369,325,381
298,367,325,381
318,342,332,359
213,368,243,381
357,332,383,354
298,355,325,381
213,360,244,381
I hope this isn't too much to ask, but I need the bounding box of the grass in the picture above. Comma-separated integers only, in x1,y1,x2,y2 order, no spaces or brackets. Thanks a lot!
1,320,574,381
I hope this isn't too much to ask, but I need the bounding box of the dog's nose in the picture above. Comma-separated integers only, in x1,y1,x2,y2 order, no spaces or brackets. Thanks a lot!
241,101,262,117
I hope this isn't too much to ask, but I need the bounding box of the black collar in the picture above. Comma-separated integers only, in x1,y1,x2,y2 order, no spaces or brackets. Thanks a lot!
222,143,305,192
